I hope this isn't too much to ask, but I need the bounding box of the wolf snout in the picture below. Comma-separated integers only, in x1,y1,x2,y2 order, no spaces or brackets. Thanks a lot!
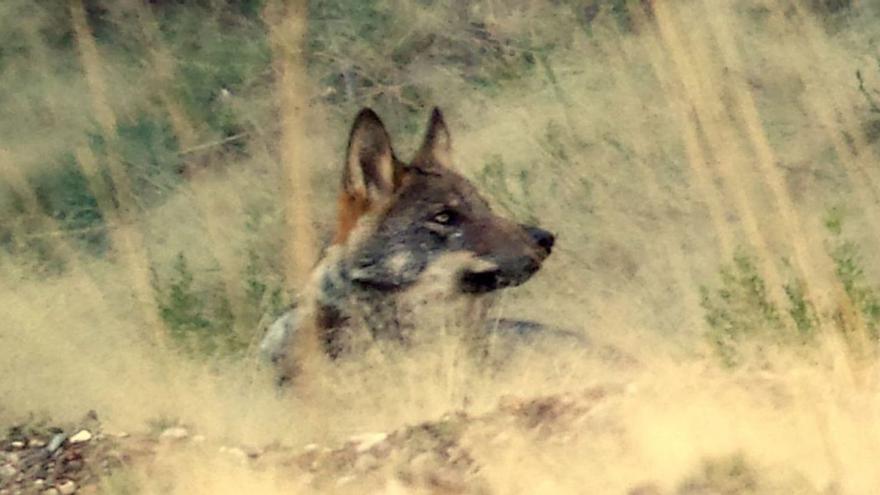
460,255,542,293
523,225,555,256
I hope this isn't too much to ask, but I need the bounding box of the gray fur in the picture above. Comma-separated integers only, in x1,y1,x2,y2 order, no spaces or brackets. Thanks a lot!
258,107,571,382
259,307,299,365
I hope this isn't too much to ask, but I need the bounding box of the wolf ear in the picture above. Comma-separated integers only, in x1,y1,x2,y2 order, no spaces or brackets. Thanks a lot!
343,108,398,203
415,107,452,167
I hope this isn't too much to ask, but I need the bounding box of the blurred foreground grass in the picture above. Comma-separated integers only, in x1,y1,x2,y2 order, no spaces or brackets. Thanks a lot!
3,0,880,493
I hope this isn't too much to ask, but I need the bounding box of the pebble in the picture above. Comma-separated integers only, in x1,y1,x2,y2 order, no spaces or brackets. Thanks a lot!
68,430,92,444
46,434,66,453
57,480,77,495
159,427,189,441
29,438,47,448
43,489,59,495
349,432,387,453
218,446,247,463
10,441,24,449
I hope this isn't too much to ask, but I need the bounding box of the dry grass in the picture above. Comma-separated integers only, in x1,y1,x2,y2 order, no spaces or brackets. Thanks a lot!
3,0,880,492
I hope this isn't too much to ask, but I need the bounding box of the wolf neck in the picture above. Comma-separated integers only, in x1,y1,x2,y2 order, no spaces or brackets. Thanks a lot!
310,247,409,350
308,246,495,356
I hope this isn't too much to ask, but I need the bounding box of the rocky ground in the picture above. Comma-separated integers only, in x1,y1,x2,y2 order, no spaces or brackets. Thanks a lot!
1,385,814,495
0,411,126,495
0,387,620,495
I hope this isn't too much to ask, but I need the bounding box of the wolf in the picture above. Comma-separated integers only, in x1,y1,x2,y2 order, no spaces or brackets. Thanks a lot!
260,107,571,384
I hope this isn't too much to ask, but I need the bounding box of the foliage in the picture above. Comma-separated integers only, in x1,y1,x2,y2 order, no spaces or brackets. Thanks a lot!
3,0,878,364
157,253,243,357
702,208,880,366
700,251,787,366
825,210,880,340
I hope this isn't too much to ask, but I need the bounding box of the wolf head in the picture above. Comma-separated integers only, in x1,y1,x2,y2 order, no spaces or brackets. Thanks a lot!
333,108,554,295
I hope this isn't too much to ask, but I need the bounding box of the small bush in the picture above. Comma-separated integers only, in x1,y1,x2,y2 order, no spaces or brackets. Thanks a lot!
827,239,880,341
700,251,787,366
157,253,243,357
29,154,108,256
703,208,880,366
824,207,880,343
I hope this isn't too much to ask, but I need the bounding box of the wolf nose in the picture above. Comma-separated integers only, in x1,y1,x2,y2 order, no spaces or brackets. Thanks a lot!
525,226,555,253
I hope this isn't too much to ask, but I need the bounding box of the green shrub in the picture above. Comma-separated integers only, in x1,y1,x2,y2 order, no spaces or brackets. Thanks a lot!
703,209,880,366
29,154,108,256
157,253,244,357
700,251,786,366
827,240,880,340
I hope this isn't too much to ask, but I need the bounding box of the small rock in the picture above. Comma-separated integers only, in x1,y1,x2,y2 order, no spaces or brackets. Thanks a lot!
10,441,24,449
302,443,320,453
159,427,189,441
349,432,387,453
68,431,92,444
29,438,47,448
57,480,77,495
0,464,16,478
218,446,247,463
34,479,45,488
46,434,66,453
43,489,59,495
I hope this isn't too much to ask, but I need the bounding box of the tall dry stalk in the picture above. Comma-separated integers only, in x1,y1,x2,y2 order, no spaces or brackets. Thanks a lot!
263,0,318,292
132,3,249,335
780,1,880,225
69,0,167,347
693,0,838,324
0,151,108,309
629,4,735,265
593,22,705,331
650,1,789,308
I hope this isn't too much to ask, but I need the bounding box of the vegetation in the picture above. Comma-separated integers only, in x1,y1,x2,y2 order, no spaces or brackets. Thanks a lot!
3,0,880,492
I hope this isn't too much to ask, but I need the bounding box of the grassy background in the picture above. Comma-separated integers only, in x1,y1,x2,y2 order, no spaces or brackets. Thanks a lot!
3,0,880,492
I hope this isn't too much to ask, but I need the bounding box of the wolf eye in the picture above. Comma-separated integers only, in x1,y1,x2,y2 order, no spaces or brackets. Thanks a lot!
434,212,451,224
431,210,457,225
